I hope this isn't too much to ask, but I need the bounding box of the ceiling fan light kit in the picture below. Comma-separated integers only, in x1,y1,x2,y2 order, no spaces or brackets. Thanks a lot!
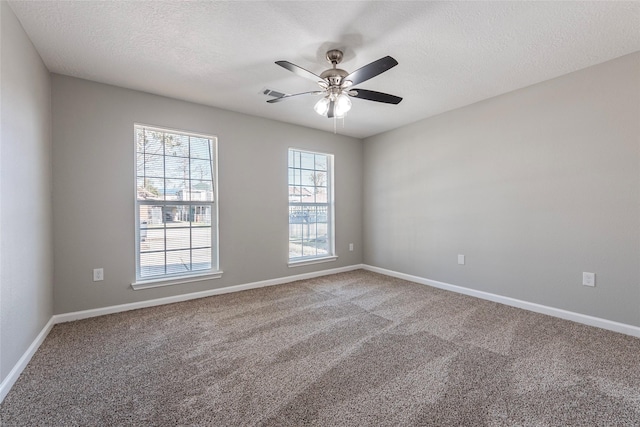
269,49,402,124
333,94,352,117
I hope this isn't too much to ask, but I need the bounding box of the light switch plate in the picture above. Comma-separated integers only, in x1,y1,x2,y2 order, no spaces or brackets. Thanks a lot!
458,254,465,265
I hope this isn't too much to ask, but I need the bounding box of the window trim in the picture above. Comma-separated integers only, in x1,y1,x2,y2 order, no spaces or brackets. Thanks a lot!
288,255,338,268
133,123,221,288
287,147,336,264
131,270,224,290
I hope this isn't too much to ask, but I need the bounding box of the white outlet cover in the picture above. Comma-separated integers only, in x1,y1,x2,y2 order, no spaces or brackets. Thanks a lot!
582,272,595,287
458,255,465,265
93,268,104,282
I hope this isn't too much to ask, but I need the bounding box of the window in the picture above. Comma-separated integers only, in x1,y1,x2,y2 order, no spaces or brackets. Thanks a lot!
135,125,219,285
288,148,335,264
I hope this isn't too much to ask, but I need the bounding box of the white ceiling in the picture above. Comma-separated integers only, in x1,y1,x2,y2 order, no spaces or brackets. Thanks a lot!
8,1,640,139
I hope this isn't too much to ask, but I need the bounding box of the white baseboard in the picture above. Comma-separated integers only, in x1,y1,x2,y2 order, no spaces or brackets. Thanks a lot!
53,264,365,324
362,264,640,338
0,317,55,403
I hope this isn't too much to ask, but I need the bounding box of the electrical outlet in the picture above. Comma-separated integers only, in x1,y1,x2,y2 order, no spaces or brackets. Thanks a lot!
582,272,595,287
349,243,354,252
458,254,465,265
93,268,104,282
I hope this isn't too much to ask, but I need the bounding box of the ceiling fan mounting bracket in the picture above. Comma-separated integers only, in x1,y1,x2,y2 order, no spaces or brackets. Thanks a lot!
325,49,344,65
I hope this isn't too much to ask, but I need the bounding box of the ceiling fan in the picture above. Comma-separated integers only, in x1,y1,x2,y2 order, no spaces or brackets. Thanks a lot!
268,49,402,119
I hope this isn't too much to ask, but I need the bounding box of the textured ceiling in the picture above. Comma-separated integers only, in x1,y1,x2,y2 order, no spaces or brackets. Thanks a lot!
8,1,640,138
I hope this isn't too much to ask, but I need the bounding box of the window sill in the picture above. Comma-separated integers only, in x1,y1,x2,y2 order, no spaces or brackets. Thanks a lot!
288,256,338,268
131,271,224,290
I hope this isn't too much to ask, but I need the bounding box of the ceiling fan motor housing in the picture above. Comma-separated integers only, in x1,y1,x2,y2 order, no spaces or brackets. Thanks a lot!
320,68,348,86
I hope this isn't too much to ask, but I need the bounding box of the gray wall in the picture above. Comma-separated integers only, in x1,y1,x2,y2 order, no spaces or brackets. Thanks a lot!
51,75,363,314
0,2,53,381
363,53,640,327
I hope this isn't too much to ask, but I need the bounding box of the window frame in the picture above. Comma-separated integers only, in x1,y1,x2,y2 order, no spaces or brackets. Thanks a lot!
132,124,222,289
287,147,337,267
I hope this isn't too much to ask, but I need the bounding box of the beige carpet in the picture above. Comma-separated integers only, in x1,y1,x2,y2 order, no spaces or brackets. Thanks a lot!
1,270,639,426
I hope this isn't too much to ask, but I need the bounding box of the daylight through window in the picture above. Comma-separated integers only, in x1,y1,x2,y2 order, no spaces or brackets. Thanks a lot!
288,148,334,262
135,125,218,281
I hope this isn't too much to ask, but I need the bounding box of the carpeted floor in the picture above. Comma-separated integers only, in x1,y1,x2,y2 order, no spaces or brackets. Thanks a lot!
1,270,639,426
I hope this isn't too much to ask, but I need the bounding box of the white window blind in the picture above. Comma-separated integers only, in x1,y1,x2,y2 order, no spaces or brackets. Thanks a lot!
135,125,218,281
288,148,335,262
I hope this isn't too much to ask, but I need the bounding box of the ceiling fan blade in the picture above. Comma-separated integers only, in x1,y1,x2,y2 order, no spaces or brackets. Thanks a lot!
351,89,402,104
275,61,323,83
344,56,398,87
267,91,323,103
327,100,335,118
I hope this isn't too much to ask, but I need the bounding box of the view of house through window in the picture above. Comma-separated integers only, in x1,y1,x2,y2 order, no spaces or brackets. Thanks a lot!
135,125,218,280
288,148,334,261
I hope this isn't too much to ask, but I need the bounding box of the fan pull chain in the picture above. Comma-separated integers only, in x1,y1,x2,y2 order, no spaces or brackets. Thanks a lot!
332,116,346,134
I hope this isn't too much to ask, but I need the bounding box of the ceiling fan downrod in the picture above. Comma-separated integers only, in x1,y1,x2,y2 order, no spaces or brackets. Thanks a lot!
320,49,349,87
